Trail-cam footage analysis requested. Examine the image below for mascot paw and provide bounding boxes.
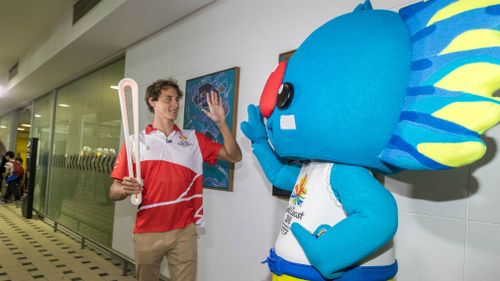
[291,223,345,279]
[240,104,268,143]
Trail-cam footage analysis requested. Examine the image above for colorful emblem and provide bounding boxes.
[177,134,192,147]
[291,175,308,207]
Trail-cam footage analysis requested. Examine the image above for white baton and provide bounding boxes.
[117,78,142,206]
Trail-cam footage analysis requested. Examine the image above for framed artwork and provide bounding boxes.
[374,173,385,185]
[273,50,296,198]
[279,50,296,62]
[183,67,240,191]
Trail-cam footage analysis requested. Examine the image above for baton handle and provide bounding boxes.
[118,78,142,206]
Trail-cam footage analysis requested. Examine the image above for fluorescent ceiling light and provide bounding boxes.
[0,126,6,129]
[110,85,119,90]
[35,114,42,118]
[17,128,25,131]
[58,104,70,107]
[21,124,31,127]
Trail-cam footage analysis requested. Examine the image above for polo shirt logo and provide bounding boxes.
[177,135,192,147]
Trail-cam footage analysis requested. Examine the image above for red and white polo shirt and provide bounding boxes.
[111,124,222,234]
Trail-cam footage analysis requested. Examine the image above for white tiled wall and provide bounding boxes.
[387,123,500,281]
[468,125,500,225]
[386,167,470,219]
[466,222,500,280]
[113,0,500,280]
[394,213,466,281]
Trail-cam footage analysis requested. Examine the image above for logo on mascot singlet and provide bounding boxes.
[280,175,308,235]
[291,175,308,206]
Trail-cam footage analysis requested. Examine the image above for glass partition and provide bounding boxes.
[15,106,32,172]
[47,58,124,246]
[32,92,55,213]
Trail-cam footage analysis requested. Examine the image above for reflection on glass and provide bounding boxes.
[32,93,54,214]
[0,112,14,151]
[47,58,124,247]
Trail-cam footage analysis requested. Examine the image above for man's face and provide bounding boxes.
[150,87,180,121]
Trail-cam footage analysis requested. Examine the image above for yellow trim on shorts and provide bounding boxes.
[272,274,394,281]
[272,274,307,281]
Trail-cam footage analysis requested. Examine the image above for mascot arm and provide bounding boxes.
[252,141,300,191]
[241,104,300,191]
[291,163,397,279]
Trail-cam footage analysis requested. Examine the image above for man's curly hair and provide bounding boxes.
[145,78,184,113]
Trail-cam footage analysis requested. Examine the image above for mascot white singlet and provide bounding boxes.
[275,162,346,265]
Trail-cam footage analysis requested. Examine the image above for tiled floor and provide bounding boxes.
[0,203,137,281]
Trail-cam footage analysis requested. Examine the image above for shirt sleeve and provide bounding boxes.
[111,144,129,180]
[195,132,222,165]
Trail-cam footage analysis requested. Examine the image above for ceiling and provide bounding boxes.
[0,0,72,80]
[0,0,214,116]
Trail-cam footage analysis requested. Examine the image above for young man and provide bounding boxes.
[109,79,242,281]
[1,151,21,203]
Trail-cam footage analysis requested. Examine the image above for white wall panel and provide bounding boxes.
[468,125,500,224]
[465,222,500,281]
[386,168,469,219]
[395,214,465,281]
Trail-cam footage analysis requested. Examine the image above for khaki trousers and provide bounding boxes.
[134,223,197,281]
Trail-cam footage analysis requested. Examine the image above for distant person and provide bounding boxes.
[0,154,7,193]
[1,151,23,203]
[15,157,26,196]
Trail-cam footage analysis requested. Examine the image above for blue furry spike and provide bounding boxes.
[354,0,373,11]
[411,8,500,60]
[424,55,500,86]
[406,86,435,96]
[410,25,436,44]
[486,4,500,15]
[411,59,433,71]
[400,0,456,33]
[381,117,487,170]
[384,135,450,170]
[399,0,433,21]
[404,87,497,103]
[409,49,500,88]
[399,111,479,137]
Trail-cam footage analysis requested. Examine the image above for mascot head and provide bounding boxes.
[259,0,500,173]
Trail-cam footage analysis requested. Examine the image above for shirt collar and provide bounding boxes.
[145,124,181,135]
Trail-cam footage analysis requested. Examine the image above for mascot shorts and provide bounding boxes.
[265,248,397,281]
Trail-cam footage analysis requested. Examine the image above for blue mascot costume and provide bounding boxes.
[241,0,500,280]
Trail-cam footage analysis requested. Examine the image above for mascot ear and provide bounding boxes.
[353,0,372,12]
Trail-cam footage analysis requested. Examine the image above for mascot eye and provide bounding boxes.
[260,61,287,118]
[277,82,294,110]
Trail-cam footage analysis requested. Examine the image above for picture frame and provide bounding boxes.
[183,67,240,191]
[273,50,296,198]
[279,50,296,62]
